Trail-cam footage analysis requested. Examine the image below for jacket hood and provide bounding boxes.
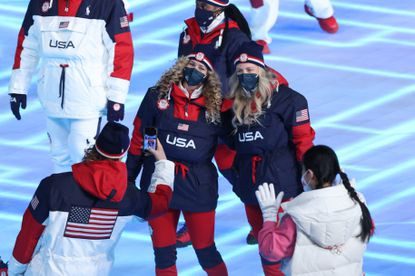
[282,184,362,248]
[72,160,127,203]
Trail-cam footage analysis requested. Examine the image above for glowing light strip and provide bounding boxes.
[270,30,393,48]
[277,11,415,34]
[314,85,415,127]
[0,211,22,222]
[371,237,415,250]
[0,191,31,201]
[316,123,382,135]
[330,1,415,17]
[370,186,415,212]
[0,4,27,13]
[358,159,415,190]
[365,251,415,265]
[266,56,415,80]
[130,2,193,27]
[336,119,415,162]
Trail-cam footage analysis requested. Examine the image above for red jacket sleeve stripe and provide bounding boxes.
[12,209,46,264]
[111,32,134,81]
[292,123,315,161]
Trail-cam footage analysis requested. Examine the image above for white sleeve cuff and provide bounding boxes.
[147,160,175,193]
[8,255,28,276]
[106,77,130,104]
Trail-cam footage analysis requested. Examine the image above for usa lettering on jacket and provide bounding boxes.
[238,131,264,142]
[49,40,75,49]
[166,134,196,149]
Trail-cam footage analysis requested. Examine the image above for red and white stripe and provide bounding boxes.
[187,53,214,71]
[64,208,118,239]
[206,0,229,7]
[234,54,265,68]
[95,144,129,159]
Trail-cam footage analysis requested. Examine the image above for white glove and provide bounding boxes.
[255,183,284,222]
[147,160,175,193]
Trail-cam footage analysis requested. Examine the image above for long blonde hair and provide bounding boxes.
[156,56,223,124]
[228,67,274,127]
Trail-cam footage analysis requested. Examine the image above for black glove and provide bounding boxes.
[107,100,125,122]
[10,93,27,120]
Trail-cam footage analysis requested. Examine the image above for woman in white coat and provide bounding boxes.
[255,145,374,275]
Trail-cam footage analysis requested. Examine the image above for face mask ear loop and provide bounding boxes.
[167,84,172,100]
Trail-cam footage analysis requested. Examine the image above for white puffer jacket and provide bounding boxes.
[281,184,367,276]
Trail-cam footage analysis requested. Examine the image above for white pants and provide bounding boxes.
[46,117,101,173]
[250,0,334,43]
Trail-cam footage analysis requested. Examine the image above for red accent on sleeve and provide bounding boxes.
[221,99,234,112]
[267,67,289,89]
[58,0,82,16]
[111,32,134,81]
[292,123,315,161]
[214,144,237,170]
[12,209,46,264]
[258,215,297,262]
[12,28,25,69]
[129,116,143,155]
[250,0,264,8]
[148,185,173,217]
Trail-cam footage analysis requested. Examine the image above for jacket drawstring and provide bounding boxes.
[251,155,262,184]
[175,162,190,180]
[59,64,69,109]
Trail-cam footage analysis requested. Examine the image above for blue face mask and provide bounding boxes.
[238,73,259,97]
[183,67,206,86]
[195,8,215,28]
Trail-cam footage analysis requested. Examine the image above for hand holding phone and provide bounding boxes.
[147,139,167,161]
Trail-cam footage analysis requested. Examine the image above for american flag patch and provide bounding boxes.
[59,21,69,29]
[296,109,309,123]
[120,16,129,28]
[64,206,118,240]
[30,196,39,210]
[177,123,189,131]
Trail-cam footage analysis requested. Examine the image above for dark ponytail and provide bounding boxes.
[220,4,251,51]
[303,145,374,242]
[339,171,374,242]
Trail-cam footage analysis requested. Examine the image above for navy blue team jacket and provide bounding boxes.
[227,85,316,204]
[178,18,250,95]
[127,84,233,212]
[11,160,172,270]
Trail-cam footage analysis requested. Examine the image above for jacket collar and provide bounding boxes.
[171,82,206,107]
[184,17,239,45]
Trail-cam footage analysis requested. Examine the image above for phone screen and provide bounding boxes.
[143,127,157,151]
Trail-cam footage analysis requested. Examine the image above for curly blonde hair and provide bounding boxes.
[155,56,223,124]
[228,67,275,127]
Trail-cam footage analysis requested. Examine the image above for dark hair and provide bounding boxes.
[82,146,107,162]
[220,4,251,50]
[303,145,374,242]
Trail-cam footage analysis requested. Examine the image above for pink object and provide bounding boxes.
[258,215,297,262]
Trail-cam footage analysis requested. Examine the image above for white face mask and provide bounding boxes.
[301,170,313,192]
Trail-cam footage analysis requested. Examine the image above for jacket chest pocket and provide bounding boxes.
[39,17,88,58]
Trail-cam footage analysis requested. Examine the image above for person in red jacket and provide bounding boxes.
[177,0,253,247]
[7,122,174,276]
[222,41,315,275]
[126,46,232,276]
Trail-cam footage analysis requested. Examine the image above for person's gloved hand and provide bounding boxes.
[10,93,27,120]
[255,183,284,222]
[107,100,124,122]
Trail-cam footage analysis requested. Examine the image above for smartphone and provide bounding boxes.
[143,127,158,151]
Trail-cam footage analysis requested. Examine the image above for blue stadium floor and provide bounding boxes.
[1,0,415,275]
